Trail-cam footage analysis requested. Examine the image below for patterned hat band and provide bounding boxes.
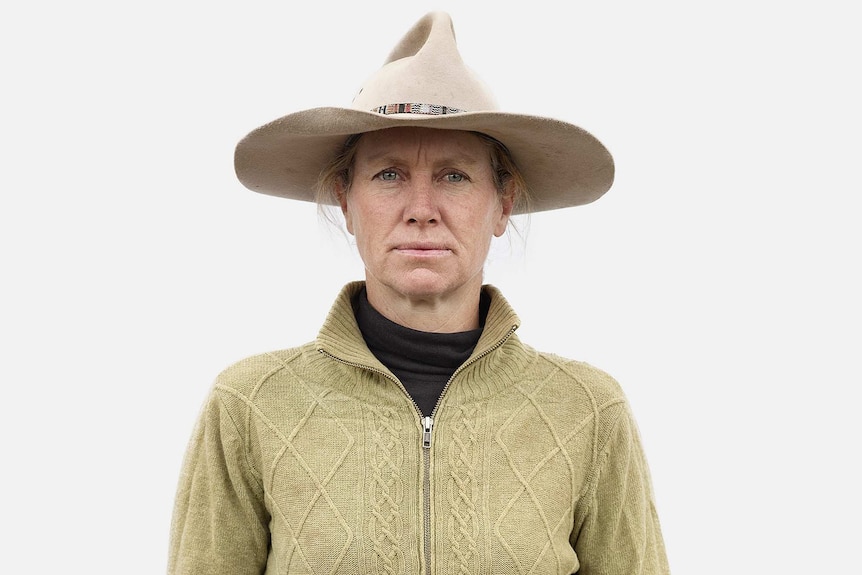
[373,103,465,115]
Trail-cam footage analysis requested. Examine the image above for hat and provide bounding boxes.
[234,11,614,213]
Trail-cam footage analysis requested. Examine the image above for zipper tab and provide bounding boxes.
[422,416,434,449]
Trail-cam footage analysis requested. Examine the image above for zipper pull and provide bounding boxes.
[422,416,434,449]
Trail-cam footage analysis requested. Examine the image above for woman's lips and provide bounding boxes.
[394,243,450,256]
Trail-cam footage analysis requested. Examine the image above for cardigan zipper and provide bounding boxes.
[422,416,434,448]
[320,323,517,575]
[422,416,433,575]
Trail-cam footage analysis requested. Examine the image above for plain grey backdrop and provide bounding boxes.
[2,1,860,572]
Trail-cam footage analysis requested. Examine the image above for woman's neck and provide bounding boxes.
[364,281,482,333]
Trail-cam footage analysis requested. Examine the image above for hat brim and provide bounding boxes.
[234,107,614,214]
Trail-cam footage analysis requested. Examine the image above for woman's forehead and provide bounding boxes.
[355,127,488,166]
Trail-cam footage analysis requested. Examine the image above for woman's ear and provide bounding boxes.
[336,183,354,235]
[494,182,516,237]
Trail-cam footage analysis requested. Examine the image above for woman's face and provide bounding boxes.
[339,127,513,306]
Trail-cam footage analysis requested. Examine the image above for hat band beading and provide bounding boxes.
[373,103,465,115]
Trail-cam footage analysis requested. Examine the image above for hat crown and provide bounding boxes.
[350,12,499,113]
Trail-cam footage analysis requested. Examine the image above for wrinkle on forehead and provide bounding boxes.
[355,127,487,170]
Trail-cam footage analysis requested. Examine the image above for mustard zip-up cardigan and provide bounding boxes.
[169,282,669,574]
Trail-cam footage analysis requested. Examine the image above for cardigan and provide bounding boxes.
[168,282,669,574]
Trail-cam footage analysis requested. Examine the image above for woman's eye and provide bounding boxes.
[445,173,465,183]
[377,170,398,181]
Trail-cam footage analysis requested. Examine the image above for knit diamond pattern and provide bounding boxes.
[241,380,356,573]
[493,382,578,574]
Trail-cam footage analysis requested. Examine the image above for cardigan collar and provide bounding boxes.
[315,281,523,380]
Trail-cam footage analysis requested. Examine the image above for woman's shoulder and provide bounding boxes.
[528,347,628,407]
[211,342,321,396]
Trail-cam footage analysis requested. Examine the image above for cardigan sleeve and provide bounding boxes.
[572,401,670,574]
[168,387,271,575]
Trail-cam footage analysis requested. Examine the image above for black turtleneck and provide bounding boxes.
[353,287,489,416]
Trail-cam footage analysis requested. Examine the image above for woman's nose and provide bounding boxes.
[404,180,440,224]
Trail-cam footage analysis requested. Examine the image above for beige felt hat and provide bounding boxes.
[234,11,614,213]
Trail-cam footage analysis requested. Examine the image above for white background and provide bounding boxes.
[2,1,860,573]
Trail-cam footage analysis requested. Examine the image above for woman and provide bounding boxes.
[169,11,670,575]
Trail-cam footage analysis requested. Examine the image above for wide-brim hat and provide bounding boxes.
[234,11,614,214]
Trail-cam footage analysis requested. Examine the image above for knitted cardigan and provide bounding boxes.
[168,282,669,574]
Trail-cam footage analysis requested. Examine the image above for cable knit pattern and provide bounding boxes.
[445,402,481,575]
[168,282,669,575]
[368,403,406,574]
